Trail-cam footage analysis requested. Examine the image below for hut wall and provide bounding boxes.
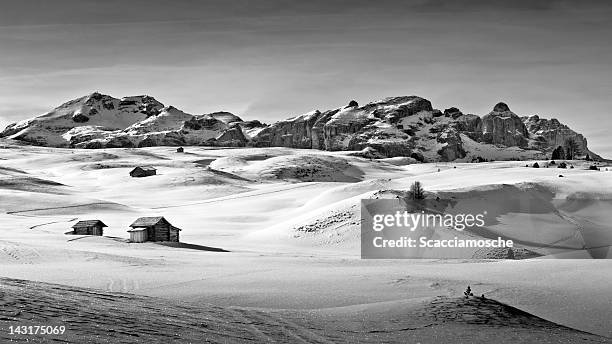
[152,223,171,242]
[91,225,103,236]
[73,226,89,235]
[145,226,154,241]
[169,226,180,242]
[130,230,147,243]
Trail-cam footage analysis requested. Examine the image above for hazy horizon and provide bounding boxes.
[1,0,611,157]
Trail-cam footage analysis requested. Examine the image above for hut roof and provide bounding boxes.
[131,166,156,172]
[72,220,107,228]
[130,216,168,227]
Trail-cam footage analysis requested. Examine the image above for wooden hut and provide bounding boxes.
[176,147,184,153]
[128,216,181,243]
[129,166,156,178]
[70,220,107,236]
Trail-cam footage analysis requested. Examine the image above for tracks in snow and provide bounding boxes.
[150,182,321,209]
[0,240,42,264]
[227,308,335,344]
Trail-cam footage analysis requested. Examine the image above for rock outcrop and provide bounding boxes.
[250,110,322,149]
[436,129,466,161]
[454,114,482,141]
[522,115,595,158]
[481,103,529,147]
[249,98,598,161]
[214,126,247,147]
[251,97,465,161]
[252,96,433,154]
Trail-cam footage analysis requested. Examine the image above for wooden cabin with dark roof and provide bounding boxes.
[127,216,181,243]
[129,166,156,178]
[70,220,107,236]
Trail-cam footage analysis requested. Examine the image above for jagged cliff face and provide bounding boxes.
[481,102,529,148]
[250,96,434,154]
[324,96,433,151]
[250,98,597,161]
[0,93,599,161]
[252,97,474,161]
[251,110,322,149]
[522,115,590,155]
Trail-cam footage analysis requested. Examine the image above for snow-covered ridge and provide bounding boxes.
[0,92,255,149]
[0,93,601,161]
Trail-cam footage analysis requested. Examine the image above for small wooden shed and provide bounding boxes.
[127,227,148,242]
[176,147,184,153]
[128,216,181,242]
[129,166,156,178]
[71,220,107,236]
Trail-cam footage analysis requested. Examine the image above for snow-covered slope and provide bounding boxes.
[208,111,243,124]
[1,144,612,338]
[0,92,252,149]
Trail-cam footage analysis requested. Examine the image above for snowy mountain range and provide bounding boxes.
[0,92,601,162]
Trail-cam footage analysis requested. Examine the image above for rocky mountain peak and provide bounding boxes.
[443,107,463,119]
[493,102,511,112]
[481,102,528,147]
[86,91,106,101]
[208,112,243,124]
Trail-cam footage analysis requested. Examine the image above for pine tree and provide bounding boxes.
[409,181,425,200]
[551,146,565,160]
